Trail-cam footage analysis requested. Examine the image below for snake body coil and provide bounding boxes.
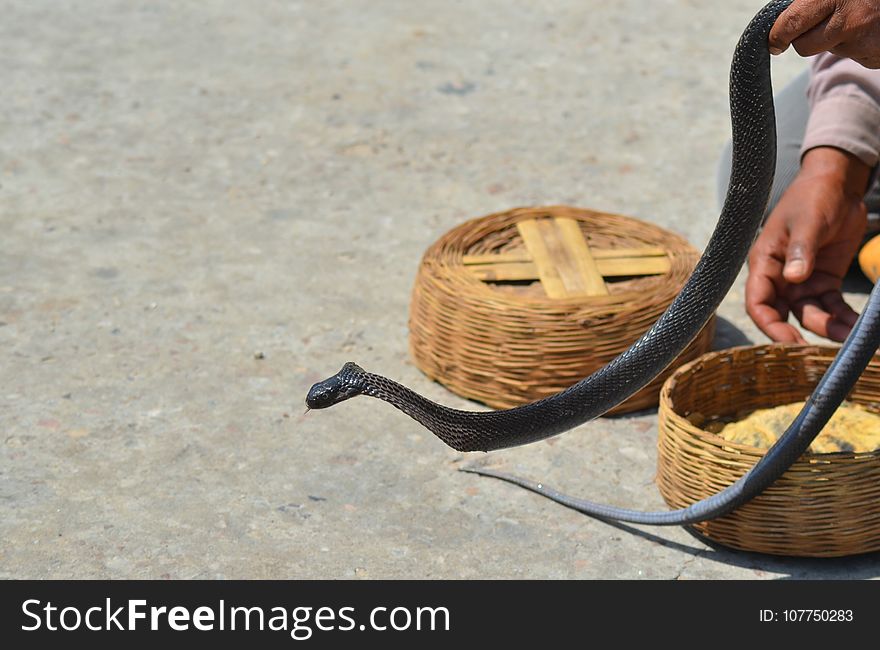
[307,0,880,525]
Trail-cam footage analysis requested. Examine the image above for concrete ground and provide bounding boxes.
[2,0,878,579]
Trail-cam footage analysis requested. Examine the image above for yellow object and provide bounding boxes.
[858,233,880,283]
[715,401,880,453]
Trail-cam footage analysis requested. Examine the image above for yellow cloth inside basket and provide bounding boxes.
[715,401,880,453]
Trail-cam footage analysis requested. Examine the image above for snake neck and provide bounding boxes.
[359,371,493,452]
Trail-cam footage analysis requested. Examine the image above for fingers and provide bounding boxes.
[768,0,880,68]
[750,302,808,343]
[774,272,857,342]
[746,215,804,342]
[746,252,858,343]
[746,262,807,343]
[790,292,857,341]
[790,16,844,57]
[782,222,825,283]
[747,283,857,343]
[782,244,812,282]
[784,270,843,302]
[820,290,859,327]
[768,0,837,55]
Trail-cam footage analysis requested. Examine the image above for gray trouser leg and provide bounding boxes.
[716,68,880,222]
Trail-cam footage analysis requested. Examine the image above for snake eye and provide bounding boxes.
[305,368,363,409]
[305,382,337,409]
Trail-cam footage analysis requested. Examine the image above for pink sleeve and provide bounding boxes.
[801,53,880,166]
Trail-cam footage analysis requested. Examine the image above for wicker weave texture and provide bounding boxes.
[408,206,715,413]
[658,344,880,557]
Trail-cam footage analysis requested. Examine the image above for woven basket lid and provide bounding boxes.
[408,205,715,413]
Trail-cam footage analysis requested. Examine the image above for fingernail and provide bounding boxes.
[784,260,805,277]
[769,46,783,55]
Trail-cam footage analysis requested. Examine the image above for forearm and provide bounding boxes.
[798,146,872,196]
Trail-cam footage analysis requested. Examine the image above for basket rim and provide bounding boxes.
[659,342,880,461]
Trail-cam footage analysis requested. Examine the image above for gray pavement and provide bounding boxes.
[2,0,878,579]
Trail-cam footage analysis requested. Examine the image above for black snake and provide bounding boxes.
[306,0,880,525]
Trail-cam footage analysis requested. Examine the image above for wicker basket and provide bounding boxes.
[409,205,715,413]
[658,344,880,557]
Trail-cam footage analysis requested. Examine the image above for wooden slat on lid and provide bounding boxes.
[516,219,567,298]
[472,217,669,297]
[467,258,671,281]
[463,246,669,264]
[556,216,608,296]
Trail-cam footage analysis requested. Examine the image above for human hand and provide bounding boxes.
[769,0,880,68]
[745,147,870,342]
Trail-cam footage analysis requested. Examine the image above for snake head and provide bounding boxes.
[305,362,366,409]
